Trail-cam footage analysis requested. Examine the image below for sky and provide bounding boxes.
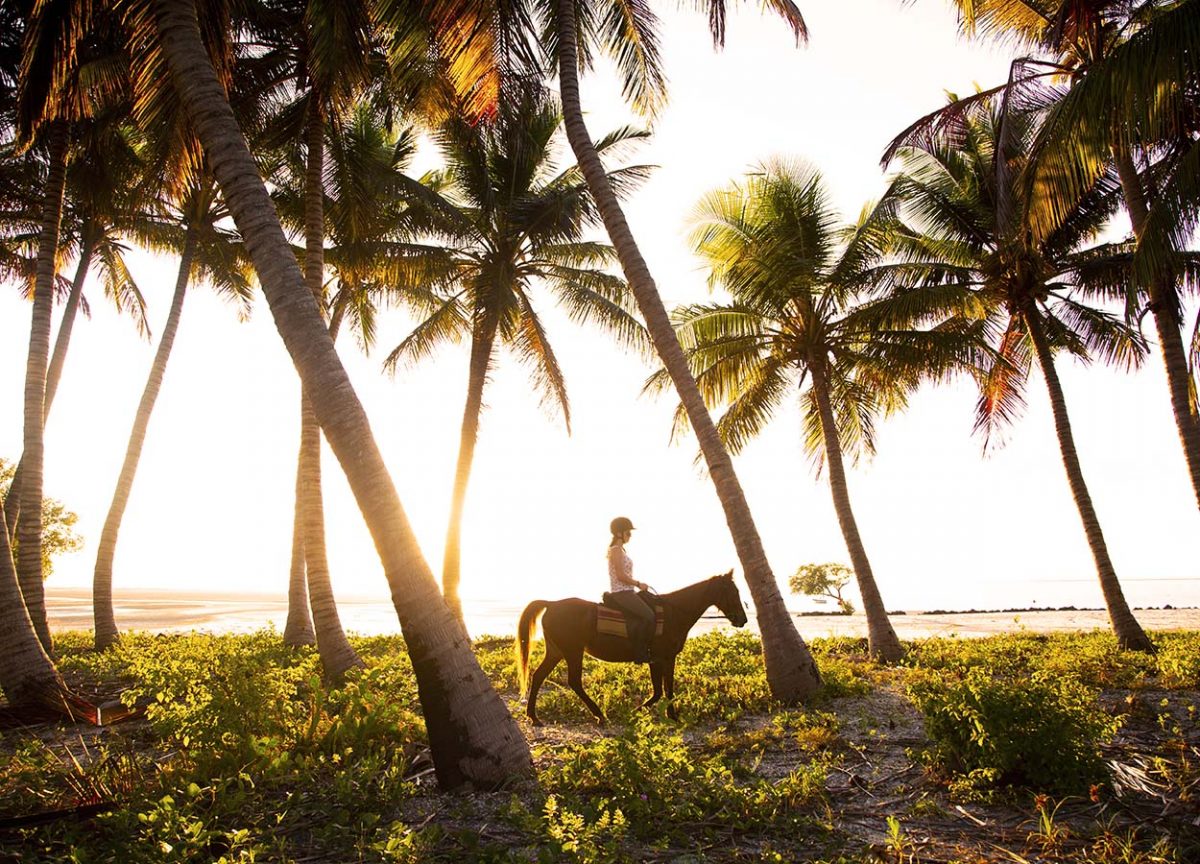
[2,0,1198,624]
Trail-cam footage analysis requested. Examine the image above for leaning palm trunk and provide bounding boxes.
[4,238,95,541]
[297,105,360,679]
[1111,146,1200,511]
[810,361,903,662]
[151,0,531,789]
[1025,310,1153,651]
[0,505,67,706]
[93,222,197,650]
[553,0,819,700]
[16,119,70,653]
[441,318,497,627]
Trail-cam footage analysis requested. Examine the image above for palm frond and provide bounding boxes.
[381,294,470,374]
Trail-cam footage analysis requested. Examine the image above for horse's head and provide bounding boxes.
[711,570,748,627]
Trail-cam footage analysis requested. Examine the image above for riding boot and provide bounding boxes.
[637,623,653,663]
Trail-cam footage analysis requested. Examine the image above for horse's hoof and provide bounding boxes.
[527,714,542,727]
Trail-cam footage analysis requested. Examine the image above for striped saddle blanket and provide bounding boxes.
[596,602,665,639]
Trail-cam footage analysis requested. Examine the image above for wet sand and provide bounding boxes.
[45,587,1199,640]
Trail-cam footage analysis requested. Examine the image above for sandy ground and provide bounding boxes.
[44,586,1200,639]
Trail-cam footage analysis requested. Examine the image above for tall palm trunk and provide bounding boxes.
[282,450,315,646]
[150,0,531,789]
[1112,145,1200,511]
[553,0,820,700]
[4,236,95,541]
[442,316,497,626]
[93,220,197,650]
[299,102,361,680]
[16,119,70,653]
[298,390,362,681]
[0,505,65,706]
[1025,308,1153,651]
[809,358,903,661]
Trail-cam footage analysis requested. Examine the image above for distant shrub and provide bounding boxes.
[910,669,1118,795]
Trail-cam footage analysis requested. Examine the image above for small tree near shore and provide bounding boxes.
[790,563,855,614]
[2,458,82,579]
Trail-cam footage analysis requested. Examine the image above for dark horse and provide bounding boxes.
[515,571,748,725]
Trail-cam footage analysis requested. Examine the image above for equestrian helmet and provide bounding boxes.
[610,516,635,535]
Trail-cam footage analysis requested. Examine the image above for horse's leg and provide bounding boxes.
[640,662,663,711]
[565,651,606,725]
[526,645,563,727]
[663,655,679,721]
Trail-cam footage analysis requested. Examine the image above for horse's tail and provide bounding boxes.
[515,600,550,697]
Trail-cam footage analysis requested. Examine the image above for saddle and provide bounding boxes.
[597,594,665,639]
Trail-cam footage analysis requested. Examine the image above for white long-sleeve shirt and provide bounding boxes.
[607,544,635,593]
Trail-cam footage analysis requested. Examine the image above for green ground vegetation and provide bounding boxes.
[1,629,1197,863]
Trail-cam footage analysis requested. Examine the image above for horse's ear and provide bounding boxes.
[721,569,734,581]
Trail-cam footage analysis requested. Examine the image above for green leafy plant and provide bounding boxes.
[910,668,1118,794]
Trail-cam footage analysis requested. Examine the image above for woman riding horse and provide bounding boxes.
[515,571,748,725]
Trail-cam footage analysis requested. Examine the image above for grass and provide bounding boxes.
[0,628,1197,862]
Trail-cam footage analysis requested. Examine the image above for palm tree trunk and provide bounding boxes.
[442,316,497,627]
[552,0,819,700]
[809,359,902,662]
[0,504,66,707]
[299,390,362,681]
[4,237,94,542]
[282,449,315,647]
[298,103,361,681]
[1112,145,1200,511]
[16,119,70,654]
[1025,309,1153,651]
[93,221,197,650]
[151,0,531,789]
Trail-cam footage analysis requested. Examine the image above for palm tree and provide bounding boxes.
[878,101,1156,651]
[4,124,151,545]
[244,0,378,676]
[139,0,532,788]
[918,0,1200,509]
[384,87,648,623]
[92,175,254,650]
[537,0,823,702]
[661,159,987,661]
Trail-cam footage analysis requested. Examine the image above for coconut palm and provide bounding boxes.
[135,0,531,787]
[268,102,427,673]
[13,0,133,651]
[382,86,647,623]
[878,100,1156,650]
[907,0,1200,509]
[533,0,823,702]
[92,175,254,650]
[3,125,151,545]
[242,0,379,675]
[658,159,987,661]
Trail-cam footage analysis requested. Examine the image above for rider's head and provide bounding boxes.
[609,516,634,543]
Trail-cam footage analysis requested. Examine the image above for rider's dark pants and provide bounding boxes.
[604,590,655,661]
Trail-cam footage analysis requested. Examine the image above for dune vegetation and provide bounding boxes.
[1,628,1198,862]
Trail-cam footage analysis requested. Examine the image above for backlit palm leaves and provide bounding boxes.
[662,159,985,661]
[877,101,1156,650]
[384,87,647,621]
[926,0,1200,510]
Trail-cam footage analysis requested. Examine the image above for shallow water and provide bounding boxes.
[45,588,1199,640]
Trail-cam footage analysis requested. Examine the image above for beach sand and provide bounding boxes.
[44,587,1200,640]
